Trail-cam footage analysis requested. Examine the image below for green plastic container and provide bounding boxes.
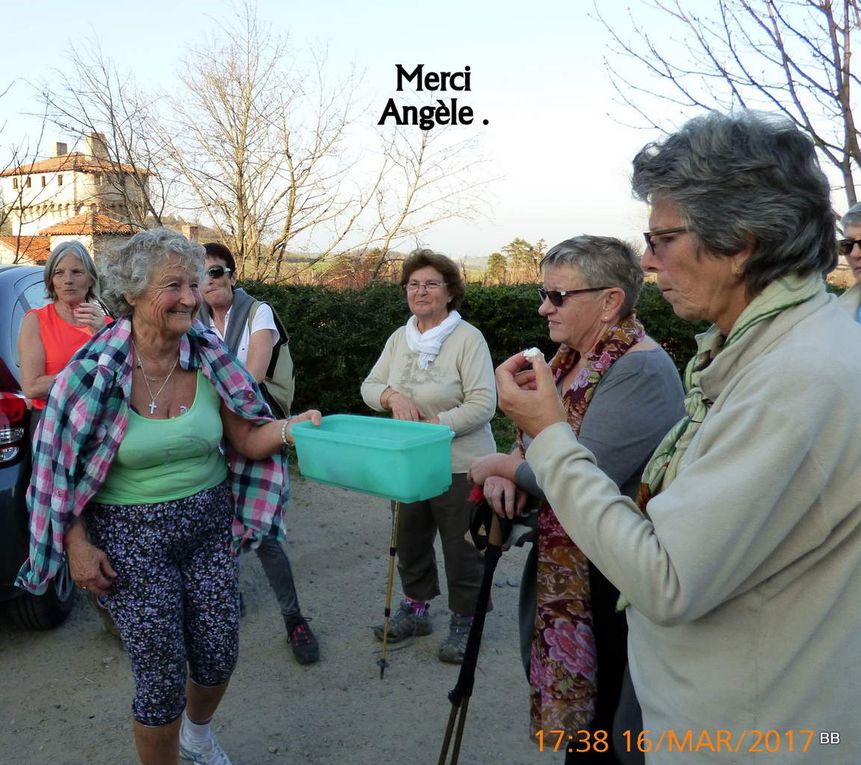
[291,415,454,502]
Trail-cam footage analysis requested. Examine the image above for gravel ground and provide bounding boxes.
[0,475,547,765]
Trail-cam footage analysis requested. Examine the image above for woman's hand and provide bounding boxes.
[468,453,524,485]
[281,409,323,445]
[482,476,528,519]
[73,301,106,332]
[389,392,425,422]
[497,353,566,438]
[65,522,117,597]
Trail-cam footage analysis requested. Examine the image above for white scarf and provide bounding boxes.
[405,310,462,369]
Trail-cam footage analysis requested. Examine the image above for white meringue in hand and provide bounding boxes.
[521,347,543,361]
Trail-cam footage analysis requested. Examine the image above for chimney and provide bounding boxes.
[55,142,68,156]
[85,132,109,159]
[182,224,200,242]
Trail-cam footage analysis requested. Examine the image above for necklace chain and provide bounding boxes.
[134,344,179,415]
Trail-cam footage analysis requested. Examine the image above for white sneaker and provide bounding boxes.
[179,726,233,765]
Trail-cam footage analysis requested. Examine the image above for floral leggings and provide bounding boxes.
[86,481,239,726]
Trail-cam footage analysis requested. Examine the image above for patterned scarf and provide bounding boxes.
[521,315,645,738]
[404,310,462,369]
[608,274,822,612]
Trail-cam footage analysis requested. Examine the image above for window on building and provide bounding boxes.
[41,176,47,188]
[57,174,63,186]
[25,177,31,188]
[93,173,102,187]
[12,178,17,190]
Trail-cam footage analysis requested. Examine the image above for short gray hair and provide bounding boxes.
[540,235,644,318]
[101,228,205,317]
[632,111,836,294]
[841,202,861,232]
[44,241,99,301]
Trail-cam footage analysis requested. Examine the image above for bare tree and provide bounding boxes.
[155,2,368,280]
[34,2,491,279]
[596,0,861,205]
[156,1,491,281]
[0,84,58,258]
[365,127,490,281]
[39,44,168,226]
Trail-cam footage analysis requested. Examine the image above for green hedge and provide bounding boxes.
[241,280,709,415]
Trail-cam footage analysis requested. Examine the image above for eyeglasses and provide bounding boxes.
[643,227,691,253]
[838,238,861,256]
[206,266,232,279]
[537,286,610,307]
[405,280,445,292]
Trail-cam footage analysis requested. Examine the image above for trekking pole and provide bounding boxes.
[378,500,401,679]
[438,508,510,764]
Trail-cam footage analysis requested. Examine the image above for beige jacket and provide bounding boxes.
[528,289,861,764]
[361,320,496,472]
[838,282,861,318]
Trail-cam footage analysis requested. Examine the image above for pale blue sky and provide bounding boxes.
[2,0,673,258]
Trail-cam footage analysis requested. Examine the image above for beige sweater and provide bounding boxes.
[528,290,861,764]
[361,320,496,473]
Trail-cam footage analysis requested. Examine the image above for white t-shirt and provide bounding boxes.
[209,302,279,364]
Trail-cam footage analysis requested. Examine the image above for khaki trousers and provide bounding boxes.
[394,473,488,616]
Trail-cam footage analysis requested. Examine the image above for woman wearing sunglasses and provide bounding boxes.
[198,242,319,666]
[838,202,861,322]
[468,236,683,763]
[361,248,497,664]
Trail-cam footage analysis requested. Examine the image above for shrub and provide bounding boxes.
[240,280,706,414]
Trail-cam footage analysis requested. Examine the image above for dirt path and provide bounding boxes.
[0,477,545,765]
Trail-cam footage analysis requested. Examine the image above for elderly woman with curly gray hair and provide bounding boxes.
[497,112,861,765]
[17,228,320,765]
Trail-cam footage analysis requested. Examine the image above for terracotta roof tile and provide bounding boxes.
[0,235,52,263]
[37,211,138,236]
[0,153,152,177]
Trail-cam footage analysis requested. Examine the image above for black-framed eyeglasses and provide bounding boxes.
[537,286,610,307]
[206,266,232,279]
[838,238,861,256]
[643,226,690,252]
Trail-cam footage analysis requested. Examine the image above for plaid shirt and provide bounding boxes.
[16,317,288,595]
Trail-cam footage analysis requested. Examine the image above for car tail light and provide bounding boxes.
[0,392,27,463]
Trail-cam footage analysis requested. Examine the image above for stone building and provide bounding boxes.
[0,133,146,263]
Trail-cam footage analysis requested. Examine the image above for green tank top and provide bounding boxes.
[92,371,229,505]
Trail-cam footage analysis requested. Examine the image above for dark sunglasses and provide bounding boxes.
[206,266,232,279]
[838,238,861,256]
[537,286,610,307]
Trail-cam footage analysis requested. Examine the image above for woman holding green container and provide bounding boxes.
[361,248,497,664]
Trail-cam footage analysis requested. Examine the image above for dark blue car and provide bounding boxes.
[0,264,75,628]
